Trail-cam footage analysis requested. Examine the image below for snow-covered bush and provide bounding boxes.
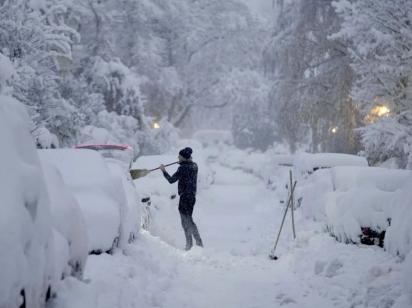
[0,53,15,93]
[79,111,179,157]
[0,0,82,146]
[193,130,233,148]
[90,58,144,118]
[358,111,412,169]
[0,95,54,308]
[333,0,412,167]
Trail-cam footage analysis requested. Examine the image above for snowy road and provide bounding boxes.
[52,164,410,308]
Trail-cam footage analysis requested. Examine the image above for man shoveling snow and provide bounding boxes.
[160,147,204,251]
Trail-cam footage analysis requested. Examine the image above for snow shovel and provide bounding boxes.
[269,180,297,260]
[130,161,179,180]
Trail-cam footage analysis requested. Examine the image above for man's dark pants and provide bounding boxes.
[179,193,203,250]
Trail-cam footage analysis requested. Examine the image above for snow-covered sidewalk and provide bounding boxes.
[51,164,410,308]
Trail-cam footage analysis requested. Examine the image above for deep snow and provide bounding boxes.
[50,160,411,308]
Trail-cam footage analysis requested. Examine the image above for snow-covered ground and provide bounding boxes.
[50,150,411,308]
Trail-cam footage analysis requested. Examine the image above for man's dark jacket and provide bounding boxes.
[162,161,198,195]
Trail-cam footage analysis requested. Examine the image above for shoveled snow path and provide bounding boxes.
[51,164,410,308]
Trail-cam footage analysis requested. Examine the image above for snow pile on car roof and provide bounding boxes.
[332,166,411,192]
[294,152,368,174]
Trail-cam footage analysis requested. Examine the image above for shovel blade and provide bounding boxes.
[130,169,150,180]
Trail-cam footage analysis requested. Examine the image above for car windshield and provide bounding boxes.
[78,146,133,166]
[98,149,132,164]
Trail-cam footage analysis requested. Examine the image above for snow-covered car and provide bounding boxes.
[105,160,141,244]
[297,163,412,248]
[324,166,412,247]
[38,160,88,278]
[39,149,129,254]
[0,97,56,308]
[293,152,368,176]
[74,144,134,169]
[74,144,141,243]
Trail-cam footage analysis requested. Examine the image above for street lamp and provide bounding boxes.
[365,104,391,123]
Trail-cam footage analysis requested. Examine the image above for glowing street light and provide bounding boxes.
[152,121,160,129]
[373,105,390,117]
[331,126,338,134]
[364,104,391,123]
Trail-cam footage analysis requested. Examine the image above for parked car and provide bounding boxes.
[74,144,141,243]
[297,162,412,248]
[0,97,56,308]
[104,160,141,244]
[293,152,368,176]
[325,166,412,247]
[39,149,128,254]
[292,152,369,214]
[38,160,88,278]
[74,144,134,169]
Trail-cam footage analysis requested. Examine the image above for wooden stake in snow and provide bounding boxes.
[269,170,297,260]
[290,170,296,240]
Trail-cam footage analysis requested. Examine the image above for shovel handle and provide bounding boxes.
[149,161,179,172]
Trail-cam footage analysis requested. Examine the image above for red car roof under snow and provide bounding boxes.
[75,144,133,151]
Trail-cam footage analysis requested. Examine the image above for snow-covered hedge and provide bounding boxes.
[359,111,412,169]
